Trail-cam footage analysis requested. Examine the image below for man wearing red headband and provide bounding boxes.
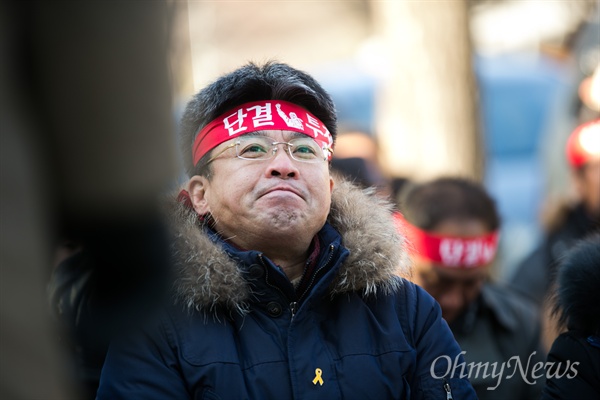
[397,177,543,399]
[510,118,600,347]
[96,62,476,399]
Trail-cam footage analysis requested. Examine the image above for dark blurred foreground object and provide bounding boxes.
[542,233,600,400]
[1,1,178,399]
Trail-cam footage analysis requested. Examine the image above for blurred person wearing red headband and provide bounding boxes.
[510,119,600,349]
[96,61,477,399]
[396,177,543,400]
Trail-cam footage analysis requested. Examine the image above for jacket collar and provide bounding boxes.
[453,284,529,334]
[165,179,410,313]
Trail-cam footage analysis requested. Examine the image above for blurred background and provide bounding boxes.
[173,0,599,280]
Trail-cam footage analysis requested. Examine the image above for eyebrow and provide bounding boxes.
[245,131,267,137]
[284,131,306,141]
[245,131,306,140]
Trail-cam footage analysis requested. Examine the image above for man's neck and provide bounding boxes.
[255,236,312,280]
[225,234,313,281]
[268,255,308,282]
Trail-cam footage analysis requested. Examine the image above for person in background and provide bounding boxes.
[396,177,543,400]
[331,156,378,191]
[542,233,600,399]
[330,129,391,197]
[96,61,477,399]
[510,118,599,349]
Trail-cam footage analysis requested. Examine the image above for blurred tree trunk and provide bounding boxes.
[371,0,484,182]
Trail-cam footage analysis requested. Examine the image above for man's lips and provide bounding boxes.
[260,185,304,200]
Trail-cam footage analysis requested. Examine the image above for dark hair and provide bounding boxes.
[398,177,500,231]
[179,61,338,178]
[552,232,600,335]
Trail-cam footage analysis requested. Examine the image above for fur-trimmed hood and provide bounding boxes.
[164,179,410,313]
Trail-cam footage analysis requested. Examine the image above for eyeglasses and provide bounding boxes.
[202,135,331,167]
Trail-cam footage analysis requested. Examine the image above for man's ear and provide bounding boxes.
[188,175,210,215]
[329,176,335,194]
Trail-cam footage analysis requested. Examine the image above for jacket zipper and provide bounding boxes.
[443,378,453,400]
[297,244,336,302]
[290,301,298,318]
[290,245,333,324]
[289,244,335,324]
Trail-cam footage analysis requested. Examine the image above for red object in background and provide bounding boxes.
[566,119,600,168]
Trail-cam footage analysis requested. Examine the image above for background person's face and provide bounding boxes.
[574,159,600,218]
[410,218,490,324]
[413,262,487,324]
[191,130,334,249]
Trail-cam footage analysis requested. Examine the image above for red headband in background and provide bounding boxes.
[393,212,499,269]
[566,119,600,168]
[192,100,334,166]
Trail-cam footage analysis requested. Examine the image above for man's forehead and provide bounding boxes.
[416,258,486,276]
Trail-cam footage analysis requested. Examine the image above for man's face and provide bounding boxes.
[188,130,334,250]
[410,219,490,324]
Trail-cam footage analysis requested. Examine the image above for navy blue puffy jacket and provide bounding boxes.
[98,181,477,399]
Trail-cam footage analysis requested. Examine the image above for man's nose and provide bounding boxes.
[266,145,299,178]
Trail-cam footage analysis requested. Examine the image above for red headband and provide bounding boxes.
[192,100,334,166]
[393,212,499,269]
[566,119,600,168]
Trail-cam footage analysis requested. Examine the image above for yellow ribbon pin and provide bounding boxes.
[312,368,324,386]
